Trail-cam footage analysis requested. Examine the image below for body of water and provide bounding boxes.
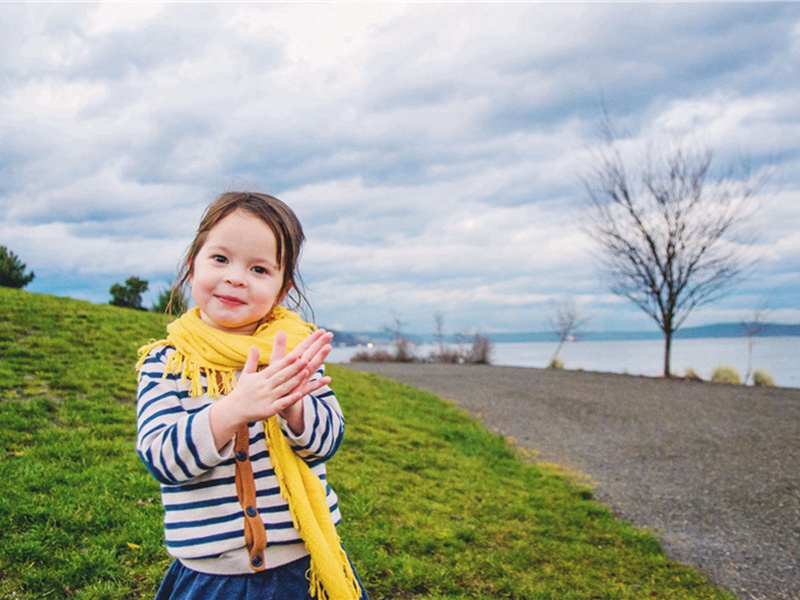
[328,336,800,389]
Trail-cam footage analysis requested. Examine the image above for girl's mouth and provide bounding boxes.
[216,295,245,306]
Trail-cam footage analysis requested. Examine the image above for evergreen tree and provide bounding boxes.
[0,246,35,288]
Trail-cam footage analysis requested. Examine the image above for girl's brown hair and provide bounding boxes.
[170,192,310,317]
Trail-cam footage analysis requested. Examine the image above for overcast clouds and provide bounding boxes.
[1,2,798,334]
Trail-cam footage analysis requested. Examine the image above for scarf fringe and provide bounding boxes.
[136,339,239,398]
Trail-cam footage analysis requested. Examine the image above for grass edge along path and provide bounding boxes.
[0,288,735,599]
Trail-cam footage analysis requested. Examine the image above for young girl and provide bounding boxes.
[136,192,367,599]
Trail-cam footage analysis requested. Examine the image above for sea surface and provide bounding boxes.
[328,336,800,389]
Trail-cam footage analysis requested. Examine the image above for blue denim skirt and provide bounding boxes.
[155,554,369,600]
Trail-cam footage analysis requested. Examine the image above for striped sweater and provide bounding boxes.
[136,345,344,575]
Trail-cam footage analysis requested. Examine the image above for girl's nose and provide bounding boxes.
[224,267,246,286]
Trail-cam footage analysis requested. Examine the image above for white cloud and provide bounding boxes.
[83,3,164,36]
[1,2,798,335]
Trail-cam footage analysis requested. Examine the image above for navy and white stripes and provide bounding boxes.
[136,346,344,574]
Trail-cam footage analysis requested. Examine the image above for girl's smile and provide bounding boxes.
[215,294,246,306]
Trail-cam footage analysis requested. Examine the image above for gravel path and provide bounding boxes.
[346,363,800,600]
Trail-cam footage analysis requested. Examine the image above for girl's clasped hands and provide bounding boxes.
[210,328,334,449]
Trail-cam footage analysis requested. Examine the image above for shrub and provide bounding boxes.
[429,348,464,364]
[752,369,776,387]
[548,357,564,370]
[393,336,416,362]
[467,334,493,364]
[684,367,703,381]
[350,348,395,363]
[349,329,419,363]
[152,286,189,316]
[710,365,741,385]
[109,276,149,310]
[0,245,35,288]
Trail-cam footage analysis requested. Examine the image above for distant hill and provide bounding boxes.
[326,322,800,346]
[671,322,800,339]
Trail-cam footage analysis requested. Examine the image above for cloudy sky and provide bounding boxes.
[2,2,798,335]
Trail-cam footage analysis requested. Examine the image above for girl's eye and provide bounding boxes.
[252,266,269,275]
[212,255,227,264]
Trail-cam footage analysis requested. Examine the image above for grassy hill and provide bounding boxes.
[0,287,735,599]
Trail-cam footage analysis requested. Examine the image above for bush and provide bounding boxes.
[752,369,776,387]
[349,342,417,363]
[152,287,189,316]
[467,334,493,364]
[429,348,464,364]
[352,334,493,366]
[109,276,149,310]
[548,357,564,370]
[0,245,35,288]
[350,348,396,363]
[427,335,494,365]
[710,365,741,385]
[393,337,416,362]
[684,367,703,381]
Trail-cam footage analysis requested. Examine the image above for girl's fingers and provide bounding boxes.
[270,331,288,365]
[297,376,331,398]
[242,346,260,375]
[262,349,301,378]
[299,333,333,374]
[302,332,333,362]
[268,368,311,400]
[288,328,329,360]
[305,343,332,372]
[262,329,321,373]
[265,358,308,390]
[283,330,317,358]
[271,392,304,416]
[263,329,330,378]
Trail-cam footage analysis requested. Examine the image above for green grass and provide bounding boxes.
[0,287,735,599]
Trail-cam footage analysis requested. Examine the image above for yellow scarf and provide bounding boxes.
[137,306,361,600]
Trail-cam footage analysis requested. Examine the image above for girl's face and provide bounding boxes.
[190,209,286,335]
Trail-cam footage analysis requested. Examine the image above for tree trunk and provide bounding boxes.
[663,329,673,378]
[551,339,565,364]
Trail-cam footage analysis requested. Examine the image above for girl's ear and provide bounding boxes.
[277,282,294,305]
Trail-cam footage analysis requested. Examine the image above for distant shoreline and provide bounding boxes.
[329,322,800,346]
[330,336,800,389]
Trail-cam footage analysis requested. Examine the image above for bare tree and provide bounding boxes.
[549,299,589,367]
[434,311,446,356]
[583,117,763,377]
[741,306,770,385]
[383,312,414,362]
